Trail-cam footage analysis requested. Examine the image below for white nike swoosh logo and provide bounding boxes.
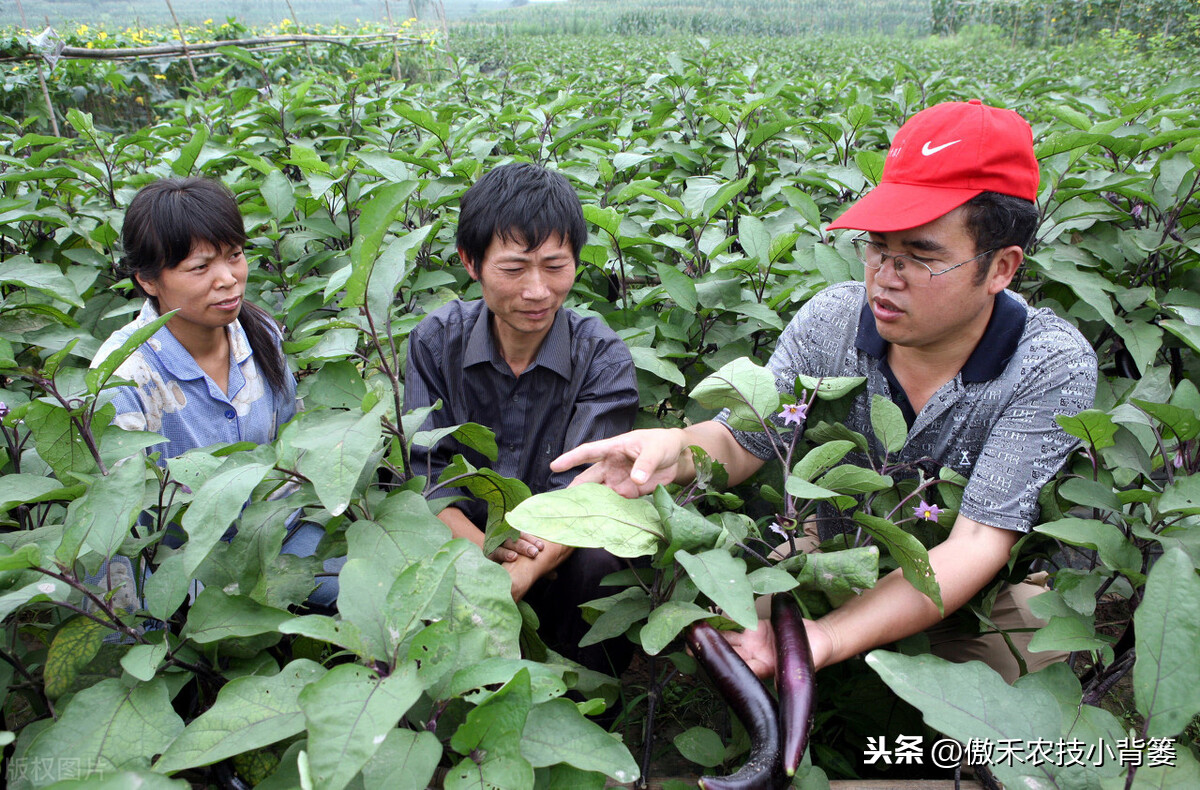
[922,140,962,156]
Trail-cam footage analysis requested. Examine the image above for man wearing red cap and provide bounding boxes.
[553,100,1097,682]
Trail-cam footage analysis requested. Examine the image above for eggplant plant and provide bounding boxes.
[0,18,1197,788]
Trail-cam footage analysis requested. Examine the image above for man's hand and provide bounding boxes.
[722,616,834,680]
[551,428,690,498]
[488,532,545,564]
[505,558,542,602]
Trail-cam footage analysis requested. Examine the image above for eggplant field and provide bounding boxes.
[0,4,1199,788]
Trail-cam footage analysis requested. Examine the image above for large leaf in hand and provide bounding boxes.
[299,663,422,790]
[507,484,663,558]
[446,669,534,790]
[144,462,271,620]
[521,698,639,783]
[292,405,384,516]
[675,549,756,630]
[867,652,1062,789]
[690,357,780,431]
[23,678,184,776]
[1133,547,1200,738]
[156,659,325,773]
[853,513,942,614]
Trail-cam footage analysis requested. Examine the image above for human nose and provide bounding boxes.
[871,252,907,287]
[522,270,550,301]
[213,260,239,288]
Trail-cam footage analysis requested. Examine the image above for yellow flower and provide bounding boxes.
[204,18,213,25]
[97,31,108,41]
[135,96,144,105]
[154,74,166,80]
[85,42,94,49]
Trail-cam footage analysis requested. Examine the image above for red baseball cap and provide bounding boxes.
[826,99,1039,233]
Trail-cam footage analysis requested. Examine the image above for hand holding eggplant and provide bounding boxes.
[684,621,786,789]
[771,595,816,777]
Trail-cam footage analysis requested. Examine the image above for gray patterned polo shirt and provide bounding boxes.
[716,281,1098,533]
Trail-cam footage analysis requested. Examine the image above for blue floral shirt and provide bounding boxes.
[90,300,298,461]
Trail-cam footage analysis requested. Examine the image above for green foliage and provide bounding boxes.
[0,18,1196,788]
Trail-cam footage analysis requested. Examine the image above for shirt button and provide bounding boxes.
[224,409,236,419]
[508,443,516,451]
[512,394,520,402]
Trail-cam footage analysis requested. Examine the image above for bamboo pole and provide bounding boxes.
[14,0,59,136]
[284,0,316,68]
[383,0,403,81]
[0,34,428,63]
[163,0,200,82]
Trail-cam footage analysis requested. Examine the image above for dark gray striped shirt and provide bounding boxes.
[404,299,638,528]
[717,281,1097,533]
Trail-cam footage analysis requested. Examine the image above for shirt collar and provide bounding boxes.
[462,302,573,380]
[136,300,254,381]
[854,291,1027,383]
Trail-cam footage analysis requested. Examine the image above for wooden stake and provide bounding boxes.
[383,0,403,81]
[285,0,316,67]
[14,0,59,136]
[164,0,200,83]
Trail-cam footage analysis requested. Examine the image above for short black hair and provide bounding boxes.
[960,191,1040,284]
[455,163,586,272]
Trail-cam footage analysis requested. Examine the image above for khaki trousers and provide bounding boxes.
[783,521,1064,683]
[925,576,1064,684]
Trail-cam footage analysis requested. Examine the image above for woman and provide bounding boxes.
[97,177,296,456]
[92,177,339,608]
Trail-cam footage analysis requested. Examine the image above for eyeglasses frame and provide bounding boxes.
[851,234,998,284]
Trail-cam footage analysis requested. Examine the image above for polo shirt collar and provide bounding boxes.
[463,302,573,380]
[854,291,1027,383]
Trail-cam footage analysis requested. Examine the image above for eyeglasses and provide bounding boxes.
[851,235,996,286]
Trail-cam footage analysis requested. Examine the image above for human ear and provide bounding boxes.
[987,246,1023,294]
[135,271,159,297]
[459,247,480,282]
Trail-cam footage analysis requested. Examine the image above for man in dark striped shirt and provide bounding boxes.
[404,162,639,672]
